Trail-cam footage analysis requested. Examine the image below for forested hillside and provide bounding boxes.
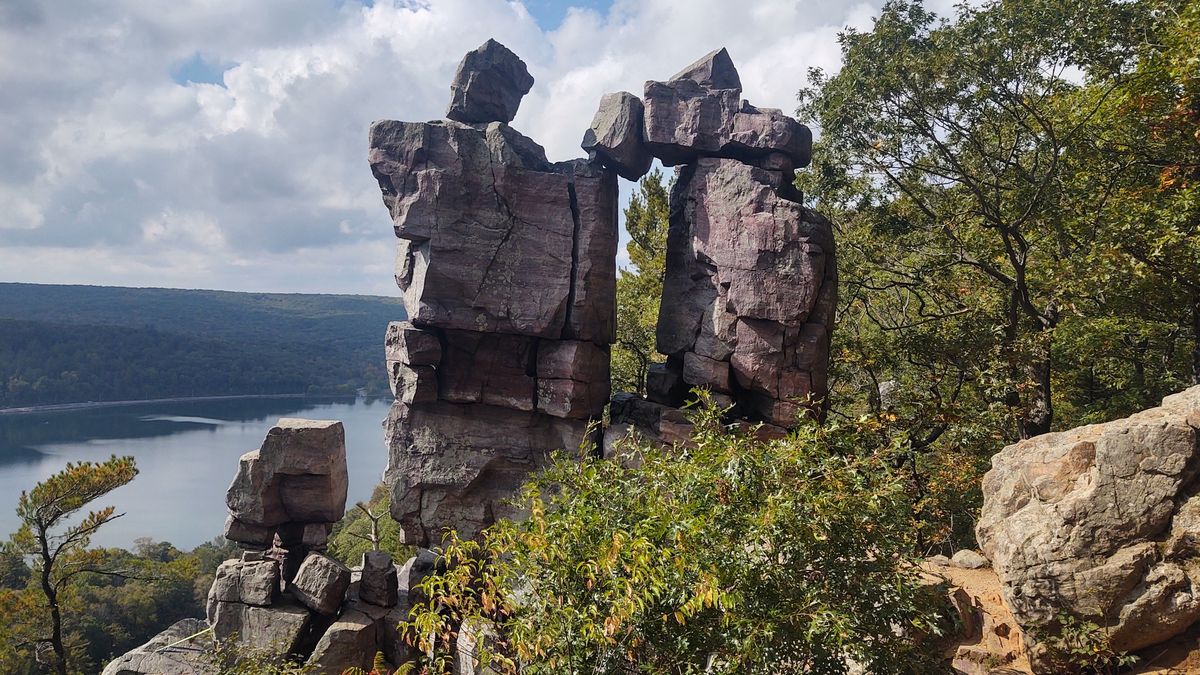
[0,283,405,408]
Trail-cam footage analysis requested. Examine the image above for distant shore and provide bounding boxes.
[0,393,324,416]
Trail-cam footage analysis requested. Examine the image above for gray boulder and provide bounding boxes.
[209,597,313,653]
[670,47,742,90]
[305,607,377,674]
[100,618,214,675]
[224,419,348,542]
[949,549,989,570]
[290,552,352,616]
[206,558,279,620]
[581,91,652,180]
[977,385,1200,665]
[446,39,534,124]
[359,550,399,607]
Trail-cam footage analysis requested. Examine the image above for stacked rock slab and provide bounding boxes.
[370,39,616,547]
[585,48,835,439]
[977,385,1200,672]
[222,418,347,580]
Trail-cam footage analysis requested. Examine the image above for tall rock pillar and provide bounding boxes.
[369,40,617,546]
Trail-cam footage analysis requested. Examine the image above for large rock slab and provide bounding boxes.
[100,618,215,675]
[206,559,280,619]
[384,400,589,546]
[641,50,811,168]
[581,91,652,180]
[224,419,348,534]
[370,119,576,339]
[359,550,399,608]
[553,159,619,345]
[446,39,534,124]
[655,158,835,425]
[305,606,377,674]
[977,386,1200,665]
[209,597,313,653]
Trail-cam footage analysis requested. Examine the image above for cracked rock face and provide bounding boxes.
[370,39,614,547]
[656,158,835,426]
[977,386,1200,667]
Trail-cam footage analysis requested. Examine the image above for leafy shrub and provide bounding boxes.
[400,399,946,674]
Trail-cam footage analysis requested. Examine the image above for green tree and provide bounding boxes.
[400,400,943,673]
[612,170,670,395]
[799,0,1140,440]
[5,455,138,674]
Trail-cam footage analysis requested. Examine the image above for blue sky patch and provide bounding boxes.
[523,0,613,31]
[170,52,235,87]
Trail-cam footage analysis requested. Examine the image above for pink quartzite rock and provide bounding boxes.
[582,91,653,181]
[655,158,835,425]
[641,49,811,168]
[446,39,534,124]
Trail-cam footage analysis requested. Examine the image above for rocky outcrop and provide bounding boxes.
[589,48,833,444]
[371,40,615,547]
[100,618,214,675]
[222,418,347,570]
[977,385,1200,670]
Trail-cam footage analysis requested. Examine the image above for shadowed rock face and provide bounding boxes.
[446,38,534,124]
[370,39,614,547]
[977,386,1200,669]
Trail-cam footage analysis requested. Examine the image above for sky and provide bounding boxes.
[0,0,954,296]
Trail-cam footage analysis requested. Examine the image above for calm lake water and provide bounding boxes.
[0,396,393,550]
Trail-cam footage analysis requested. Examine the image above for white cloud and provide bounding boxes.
[0,0,893,294]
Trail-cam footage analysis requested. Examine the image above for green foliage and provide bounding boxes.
[612,170,670,395]
[0,283,406,408]
[329,483,412,566]
[3,455,139,673]
[796,0,1199,555]
[400,399,945,674]
[1027,611,1137,674]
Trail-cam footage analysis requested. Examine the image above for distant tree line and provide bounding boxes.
[0,319,388,408]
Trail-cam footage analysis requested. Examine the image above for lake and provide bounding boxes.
[0,396,394,550]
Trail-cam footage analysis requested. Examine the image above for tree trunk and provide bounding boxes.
[38,533,67,675]
[1018,330,1054,439]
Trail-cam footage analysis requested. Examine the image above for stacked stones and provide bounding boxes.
[369,39,616,547]
[222,418,348,580]
[586,48,836,439]
[105,419,435,674]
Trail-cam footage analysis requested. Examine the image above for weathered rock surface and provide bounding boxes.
[582,91,652,180]
[224,419,348,547]
[446,38,534,124]
[360,550,399,607]
[977,385,1200,666]
[656,158,835,425]
[641,52,811,168]
[290,552,352,616]
[100,618,214,675]
[209,597,314,652]
[372,40,617,548]
[306,606,377,674]
[670,47,742,90]
[206,558,279,616]
[385,400,589,546]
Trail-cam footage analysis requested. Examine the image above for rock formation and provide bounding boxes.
[977,385,1200,670]
[587,48,834,443]
[370,40,616,547]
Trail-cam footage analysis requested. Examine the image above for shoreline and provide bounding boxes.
[0,392,352,416]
